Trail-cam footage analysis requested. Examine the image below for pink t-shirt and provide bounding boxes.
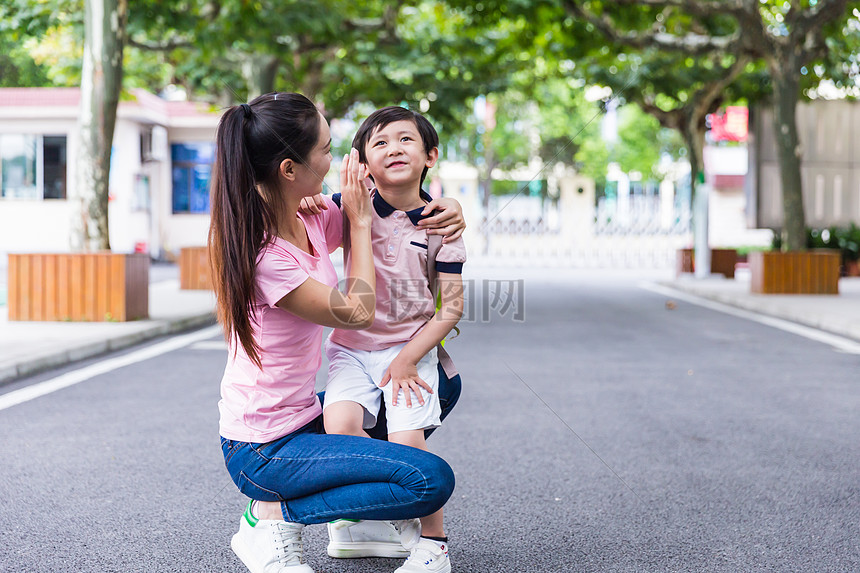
[218,195,343,443]
[330,190,466,351]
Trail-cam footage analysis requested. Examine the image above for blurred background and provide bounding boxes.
[1,0,859,274]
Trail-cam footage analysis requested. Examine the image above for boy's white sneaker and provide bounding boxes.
[326,518,420,558]
[231,501,314,573]
[393,538,451,573]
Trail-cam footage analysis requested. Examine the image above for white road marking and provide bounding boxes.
[641,282,860,355]
[189,340,228,351]
[0,325,223,412]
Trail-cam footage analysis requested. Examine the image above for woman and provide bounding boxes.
[209,92,460,573]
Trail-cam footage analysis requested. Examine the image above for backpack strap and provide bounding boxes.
[426,233,444,300]
[425,231,459,378]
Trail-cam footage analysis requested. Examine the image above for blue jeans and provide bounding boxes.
[221,418,454,524]
[220,364,461,525]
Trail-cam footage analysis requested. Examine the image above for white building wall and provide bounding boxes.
[0,94,222,261]
[108,118,151,253]
[161,126,218,258]
[0,116,78,255]
[704,145,773,248]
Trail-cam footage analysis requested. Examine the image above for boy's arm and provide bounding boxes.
[298,193,345,251]
[302,194,465,242]
[418,198,466,243]
[299,193,334,215]
[380,272,465,407]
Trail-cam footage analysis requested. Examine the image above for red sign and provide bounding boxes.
[707,106,748,142]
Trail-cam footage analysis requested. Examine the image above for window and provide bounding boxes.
[132,173,150,212]
[43,136,67,199]
[0,134,67,200]
[172,142,215,214]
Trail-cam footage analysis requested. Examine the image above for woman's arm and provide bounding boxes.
[277,149,376,330]
[301,194,466,242]
[379,272,465,406]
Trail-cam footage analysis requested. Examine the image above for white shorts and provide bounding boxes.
[323,337,442,434]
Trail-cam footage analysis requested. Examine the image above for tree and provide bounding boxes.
[6,0,515,249]
[563,0,860,250]
[5,0,132,250]
[613,104,674,180]
[0,34,52,87]
[75,0,127,250]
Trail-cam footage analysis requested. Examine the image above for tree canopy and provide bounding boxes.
[4,0,860,250]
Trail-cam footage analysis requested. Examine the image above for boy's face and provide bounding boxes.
[363,119,437,191]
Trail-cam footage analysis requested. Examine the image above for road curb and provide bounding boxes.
[0,312,217,387]
[660,281,860,343]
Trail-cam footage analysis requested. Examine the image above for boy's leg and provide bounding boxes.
[322,338,382,436]
[388,429,445,538]
[368,359,456,441]
[323,401,369,437]
[377,345,442,442]
[387,426,450,573]
[323,344,449,561]
[321,340,415,559]
[379,348,451,571]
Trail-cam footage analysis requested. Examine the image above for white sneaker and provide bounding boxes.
[327,519,420,558]
[231,501,314,573]
[393,538,451,573]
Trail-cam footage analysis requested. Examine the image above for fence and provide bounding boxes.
[474,194,692,268]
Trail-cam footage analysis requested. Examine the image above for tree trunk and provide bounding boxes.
[244,55,280,100]
[682,121,705,205]
[683,119,709,276]
[770,63,806,251]
[76,0,127,251]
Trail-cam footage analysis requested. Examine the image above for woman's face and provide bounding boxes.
[295,112,333,195]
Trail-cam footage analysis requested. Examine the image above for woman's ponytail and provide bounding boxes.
[208,93,320,368]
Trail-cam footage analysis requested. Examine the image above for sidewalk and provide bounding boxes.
[0,267,217,384]
[2,263,860,386]
[661,269,860,342]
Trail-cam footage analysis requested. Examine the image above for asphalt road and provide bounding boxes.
[1,268,858,573]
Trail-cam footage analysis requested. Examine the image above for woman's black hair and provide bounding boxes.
[208,92,321,368]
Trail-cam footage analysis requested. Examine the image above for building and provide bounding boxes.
[0,87,222,260]
[747,100,860,230]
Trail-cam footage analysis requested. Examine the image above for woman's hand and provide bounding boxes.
[299,194,328,215]
[380,356,433,408]
[339,148,372,228]
[418,197,466,243]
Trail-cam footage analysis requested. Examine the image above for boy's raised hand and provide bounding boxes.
[299,194,328,215]
[418,197,466,242]
[339,148,372,227]
[380,356,433,408]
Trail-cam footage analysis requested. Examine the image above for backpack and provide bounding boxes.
[426,233,459,378]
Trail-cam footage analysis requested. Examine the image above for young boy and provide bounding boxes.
[323,106,465,573]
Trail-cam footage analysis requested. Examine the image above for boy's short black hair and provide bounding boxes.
[352,106,439,186]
